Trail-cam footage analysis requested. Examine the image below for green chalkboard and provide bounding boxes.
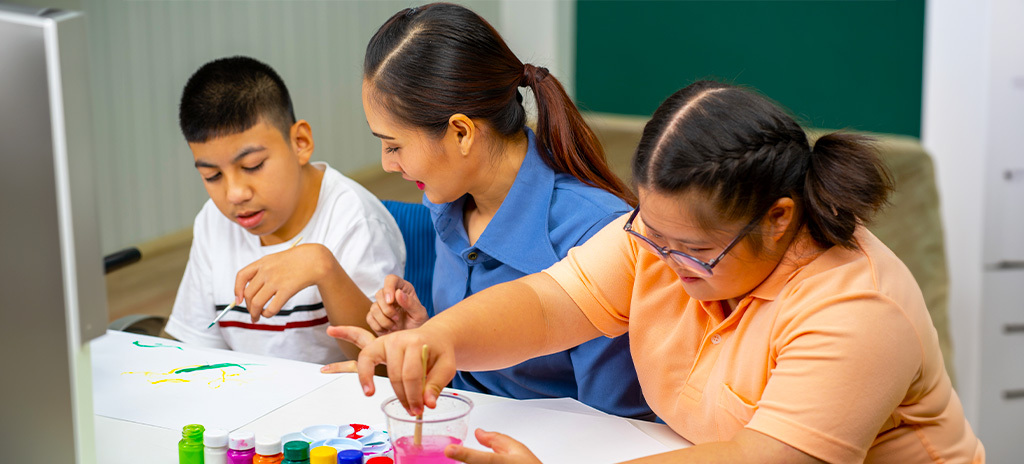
[576,1,925,137]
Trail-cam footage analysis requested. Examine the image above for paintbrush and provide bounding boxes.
[206,235,304,329]
[414,344,429,446]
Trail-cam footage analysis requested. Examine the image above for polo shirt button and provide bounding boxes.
[467,251,478,261]
[711,334,722,344]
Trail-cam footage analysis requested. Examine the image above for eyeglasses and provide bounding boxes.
[623,206,757,277]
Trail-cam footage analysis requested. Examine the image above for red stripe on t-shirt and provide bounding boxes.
[218,316,329,331]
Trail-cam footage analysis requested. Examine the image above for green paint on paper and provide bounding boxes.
[173,363,248,374]
[133,340,183,350]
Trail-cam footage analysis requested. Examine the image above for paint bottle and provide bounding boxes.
[179,424,206,464]
[227,430,257,464]
[309,445,337,464]
[336,449,363,464]
[254,436,284,464]
[282,441,310,464]
[365,458,392,464]
[204,428,229,464]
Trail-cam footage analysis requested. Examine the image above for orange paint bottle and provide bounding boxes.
[254,436,284,464]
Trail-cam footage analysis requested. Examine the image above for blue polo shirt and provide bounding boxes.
[425,128,653,420]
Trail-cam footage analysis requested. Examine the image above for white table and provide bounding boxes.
[93,341,691,463]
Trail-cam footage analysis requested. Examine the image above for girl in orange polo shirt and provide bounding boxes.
[331,81,984,463]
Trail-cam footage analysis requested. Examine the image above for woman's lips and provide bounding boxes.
[681,276,701,283]
[236,210,264,229]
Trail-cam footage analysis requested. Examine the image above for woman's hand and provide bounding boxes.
[234,243,335,322]
[325,324,457,416]
[368,274,430,335]
[445,429,542,464]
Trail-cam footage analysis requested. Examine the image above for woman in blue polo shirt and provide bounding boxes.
[328,3,652,420]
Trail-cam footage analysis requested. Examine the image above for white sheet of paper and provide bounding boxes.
[465,400,672,463]
[91,331,338,431]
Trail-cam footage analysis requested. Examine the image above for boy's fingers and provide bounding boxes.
[250,287,276,322]
[234,264,258,302]
[319,360,357,373]
[262,290,290,319]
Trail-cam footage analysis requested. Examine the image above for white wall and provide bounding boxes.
[921,0,992,423]
[75,0,570,254]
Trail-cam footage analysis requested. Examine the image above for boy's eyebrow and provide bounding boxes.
[193,145,266,169]
[371,131,395,141]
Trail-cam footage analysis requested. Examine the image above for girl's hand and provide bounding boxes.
[325,324,457,416]
[445,429,542,464]
[368,274,430,335]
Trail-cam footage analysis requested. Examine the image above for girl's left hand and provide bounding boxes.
[445,429,542,464]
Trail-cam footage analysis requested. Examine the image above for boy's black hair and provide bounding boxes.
[178,56,296,143]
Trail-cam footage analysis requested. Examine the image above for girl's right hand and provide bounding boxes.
[326,324,457,416]
[368,274,430,335]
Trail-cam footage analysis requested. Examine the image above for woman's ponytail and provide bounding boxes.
[523,64,637,206]
[803,132,894,249]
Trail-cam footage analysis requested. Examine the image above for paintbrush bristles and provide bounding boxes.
[414,344,429,446]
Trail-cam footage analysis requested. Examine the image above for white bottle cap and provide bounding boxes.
[255,435,283,456]
[228,430,256,450]
[204,428,229,448]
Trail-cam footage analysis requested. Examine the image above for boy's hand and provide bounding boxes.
[234,243,335,323]
[368,274,429,335]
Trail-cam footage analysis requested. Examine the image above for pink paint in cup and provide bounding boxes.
[381,393,473,464]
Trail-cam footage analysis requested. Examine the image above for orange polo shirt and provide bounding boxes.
[544,214,983,463]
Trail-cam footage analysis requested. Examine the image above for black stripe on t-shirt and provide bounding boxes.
[212,301,325,316]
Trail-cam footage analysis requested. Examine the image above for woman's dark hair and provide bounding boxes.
[632,80,893,249]
[179,56,296,143]
[364,2,634,205]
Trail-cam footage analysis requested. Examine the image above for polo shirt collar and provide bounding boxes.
[430,127,560,275]
[748,227,825,302]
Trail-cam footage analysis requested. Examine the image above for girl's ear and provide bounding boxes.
[765,197,796,242]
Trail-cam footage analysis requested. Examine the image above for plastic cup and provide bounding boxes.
[382,393,473,464]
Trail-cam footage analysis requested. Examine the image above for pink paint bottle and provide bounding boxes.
[228,430,257,464]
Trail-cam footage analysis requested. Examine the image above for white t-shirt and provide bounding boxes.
[165,162,405,364]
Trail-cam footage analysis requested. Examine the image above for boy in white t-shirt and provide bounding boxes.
[164,56,405,364]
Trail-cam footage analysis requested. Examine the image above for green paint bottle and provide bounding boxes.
[179,424,206,464]
[282,440,310,464]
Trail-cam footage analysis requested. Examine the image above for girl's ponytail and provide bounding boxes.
[523,64,636,206]
[803,132,894,248]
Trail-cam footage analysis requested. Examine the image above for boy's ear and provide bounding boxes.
[289,120,314,164]
[447,114,475,157]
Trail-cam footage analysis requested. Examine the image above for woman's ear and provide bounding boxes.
[766,197,796,242]
[290,120,315,165]
[447,114,475,156]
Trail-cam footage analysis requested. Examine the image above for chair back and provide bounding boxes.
[381,200,436,315]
